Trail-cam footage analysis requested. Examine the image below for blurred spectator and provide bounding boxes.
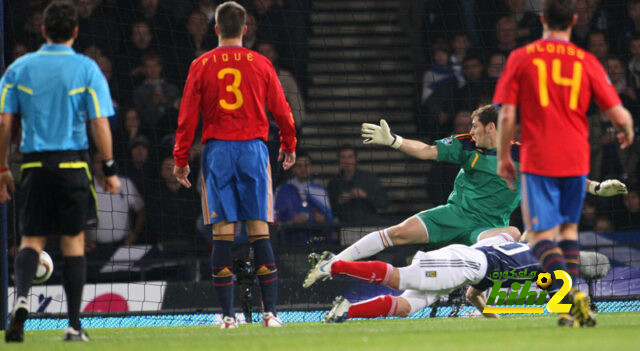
[14,5,45,51]
[95,54,121,130]
[421,44,457,104]
[453,110,472,134]
[75,0,120,53]
[10,43,29,64]
[494,16,518,56]
[86,152,147,249]
[167,11,217,84]
[244,13,259,50]
[588,109,622,181]
[628,36,640,104]
[257,42,306,128]
[252,0,308,91]
[504,0,542,44]
[487,52,506,87]
[594,216,615,232]
[117,20,160,103]
[195,0,216,21]
[275,153,333,244]
[579,198,598,231]
[587,29,610,63]
[122,135,156,199]
[615,191,640,229]
[456,55,490,112]
[571,0,598,47]
[186,11,216,57]
[620,0,640,53]
[114,108,148,161]
[146,156,200,249]
[133,51,181,134]
[328,145,389,223]
[450,32,471,85]
[83,45,105,61]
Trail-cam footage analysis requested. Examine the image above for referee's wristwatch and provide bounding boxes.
[102,159,118,177]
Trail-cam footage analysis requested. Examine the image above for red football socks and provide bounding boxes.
[347,295,398,318]
[331,260,393,285]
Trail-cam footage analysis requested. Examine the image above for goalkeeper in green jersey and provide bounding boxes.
[304,104,626,288]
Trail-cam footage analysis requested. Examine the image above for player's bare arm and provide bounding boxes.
[361,119,438,160]
[604,105,635,149]
[496,104,517,190]
[91,117,121,194]
[0,113,15,196]
[465,286,499,318]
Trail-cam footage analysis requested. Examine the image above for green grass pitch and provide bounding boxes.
[7,312,640,351]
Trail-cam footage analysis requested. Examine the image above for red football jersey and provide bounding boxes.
[493,39,621,177]
[173,47,297,167]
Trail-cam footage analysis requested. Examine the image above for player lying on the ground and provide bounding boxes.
[318,231,590,323]
[304,104,627,289]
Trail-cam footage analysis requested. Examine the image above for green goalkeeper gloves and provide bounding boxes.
[361,119,403,149]
[587,179,628,197]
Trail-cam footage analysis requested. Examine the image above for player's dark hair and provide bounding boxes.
[473,105,498,127]
[543,0,576,31]
[43,1,78,43]
[338,144,358,158]
[215,1,246,39]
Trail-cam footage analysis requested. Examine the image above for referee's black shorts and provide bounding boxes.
[19,150,97,237]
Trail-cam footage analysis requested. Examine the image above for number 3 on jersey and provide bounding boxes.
[532,58,583,110]
[218,68,243,110]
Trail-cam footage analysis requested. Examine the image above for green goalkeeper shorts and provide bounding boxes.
[414,204,493,246]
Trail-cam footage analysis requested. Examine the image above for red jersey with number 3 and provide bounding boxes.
[493,39,621,177]
[173,46,297,167]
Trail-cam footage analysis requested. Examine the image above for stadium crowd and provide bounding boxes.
[2,0,639,281]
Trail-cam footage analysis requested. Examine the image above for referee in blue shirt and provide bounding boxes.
[0,2,120,342]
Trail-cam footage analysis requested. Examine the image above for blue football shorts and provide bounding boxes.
[521,172,587,232]
[200,139,273,224]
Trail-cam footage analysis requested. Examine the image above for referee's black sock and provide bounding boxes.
[15,247,40,299]
[63,256,86,330]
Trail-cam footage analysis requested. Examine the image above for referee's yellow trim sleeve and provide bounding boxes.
[68,87,102,118]
[0,84,15,112]
[68,87,86,95]
[17,85,33,95]
[86,87,101,118]
[20,162,42,171]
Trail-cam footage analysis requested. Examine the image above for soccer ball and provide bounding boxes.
[33,250,53,284]
[536,272,553,290]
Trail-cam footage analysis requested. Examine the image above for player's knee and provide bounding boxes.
[395,297,412,317]
[388,225,418,245]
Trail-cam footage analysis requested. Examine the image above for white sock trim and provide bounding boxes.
[380,229,394,248]
[381,263,394,286]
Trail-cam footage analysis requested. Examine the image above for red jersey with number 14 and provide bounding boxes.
[493,39,621,177]
[173,46,297,167]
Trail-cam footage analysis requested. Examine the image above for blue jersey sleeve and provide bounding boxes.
[0,67,19,113]
[85,60,114,119]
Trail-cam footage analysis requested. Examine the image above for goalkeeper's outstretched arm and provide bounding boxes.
[361,120,438,160]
